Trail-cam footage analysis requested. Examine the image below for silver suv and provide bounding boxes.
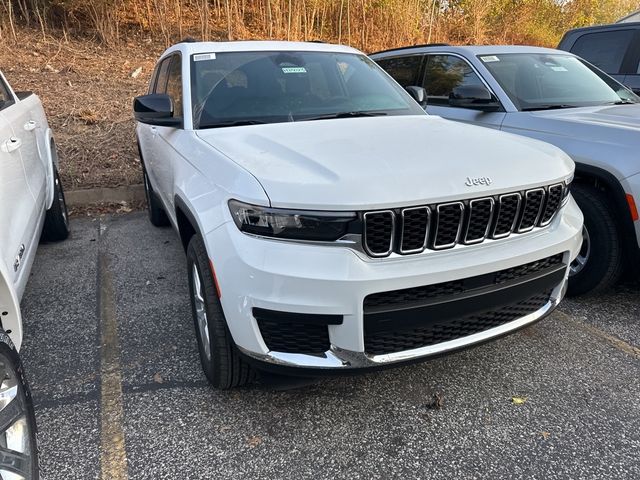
[372,45,640,295]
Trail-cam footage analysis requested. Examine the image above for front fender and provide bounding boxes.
[40,129,56,210]
[0,263,23,351]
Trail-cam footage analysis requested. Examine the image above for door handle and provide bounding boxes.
[23,120,37,132]
[1,137,22,153]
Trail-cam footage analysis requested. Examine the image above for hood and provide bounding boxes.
[530,103,640,127]
[514,104,640,147]
[196,115,573,210]
[503,104,640,180]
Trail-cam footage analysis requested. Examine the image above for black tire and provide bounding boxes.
[142,167,170,227]
[568,184,624,296]
[0,331,39,480]
[42,167,69,242]
[186,234,254,389]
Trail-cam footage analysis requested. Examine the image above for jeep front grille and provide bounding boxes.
[362,183,566,257]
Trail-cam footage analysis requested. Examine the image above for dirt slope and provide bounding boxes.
[1,28,165,190]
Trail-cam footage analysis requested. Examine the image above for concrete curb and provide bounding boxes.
[65,184,145,206]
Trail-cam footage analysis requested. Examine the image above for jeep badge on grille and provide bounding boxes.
[465,176,493,187]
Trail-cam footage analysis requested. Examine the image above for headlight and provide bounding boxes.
[228,200,357,241]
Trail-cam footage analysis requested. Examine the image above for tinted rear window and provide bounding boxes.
[570,30,634,74]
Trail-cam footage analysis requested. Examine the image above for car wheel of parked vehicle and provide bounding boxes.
[568,184,623,296]
[0,331,39,480]
[42,167,69,242]
[142,168,170,227]
[186,234,254,389]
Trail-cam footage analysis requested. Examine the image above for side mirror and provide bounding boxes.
[449,85,501,112]
[405,86,427,107]
[133,94,181,127]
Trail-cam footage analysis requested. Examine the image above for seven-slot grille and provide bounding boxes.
[363,183,567,257]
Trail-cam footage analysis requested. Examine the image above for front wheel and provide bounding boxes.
[42,167,69,242]
[186,234,254,389]
[0,331,39,479]
[142,168,169,227]
[567,184,624,296]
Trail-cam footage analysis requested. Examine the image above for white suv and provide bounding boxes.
[1,70,69,478]
[135,41,583,389]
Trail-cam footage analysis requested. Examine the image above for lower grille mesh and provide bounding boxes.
[257,320,330,354]
[364,291,551,355]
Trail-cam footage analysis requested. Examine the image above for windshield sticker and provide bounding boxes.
[194,53,216,62]
[281,67,307,74]
[551,66,568,72]
[480,55,500,63]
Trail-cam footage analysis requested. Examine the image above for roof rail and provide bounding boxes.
[370,43,451,55]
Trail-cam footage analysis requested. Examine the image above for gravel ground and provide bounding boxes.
[20,213,640,480]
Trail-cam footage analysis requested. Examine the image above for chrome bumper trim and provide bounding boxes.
[238,278,566,370]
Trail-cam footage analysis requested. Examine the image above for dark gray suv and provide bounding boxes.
[558,22,640,94]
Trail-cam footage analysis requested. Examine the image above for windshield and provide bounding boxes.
[190,51,424,128]
[478,53,639,111]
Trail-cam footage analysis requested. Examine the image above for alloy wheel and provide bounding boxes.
[0,354,34,480]
[143,171,152,205]
[192,264,211,361]
[55,173,69,229]
[569,226,591,277]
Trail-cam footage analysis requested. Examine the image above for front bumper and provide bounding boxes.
[206,197,583,371]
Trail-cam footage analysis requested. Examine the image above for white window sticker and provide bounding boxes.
[194,53,216,62]
[551,66,568,72]
[281,67,307,74]
[480,55,500,63]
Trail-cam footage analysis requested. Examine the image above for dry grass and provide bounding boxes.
[0,0,637,191]
[0,27,163,190]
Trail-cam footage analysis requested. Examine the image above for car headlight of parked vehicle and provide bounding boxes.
[228,200,357,241]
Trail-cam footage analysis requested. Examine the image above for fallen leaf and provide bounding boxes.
[246,436,262,448]
[424,391,444,410]
[511,396,527,405]
[540,431,551,440]
[153,372,164,384]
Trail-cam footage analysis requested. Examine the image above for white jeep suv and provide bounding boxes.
[135,41,583,389]
[1,70,69,478]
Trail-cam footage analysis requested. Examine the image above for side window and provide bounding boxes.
[422,55,486,107]
[165,56,183,119]
[571,30,634,74]
[153,58,172,94]
[0,78,13,111]
[376,55,423,87]
[147,63,160,94]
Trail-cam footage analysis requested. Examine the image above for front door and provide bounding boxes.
[0,85,36,291]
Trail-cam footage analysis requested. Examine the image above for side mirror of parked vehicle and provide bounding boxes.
[449,85,501,112]
[405,86,427,107]
[133,94,182,127]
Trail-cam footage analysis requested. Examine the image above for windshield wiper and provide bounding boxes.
[303,111,388,121]
[521,104,577,112]
[610,100,637,105]
[199,120,267,129]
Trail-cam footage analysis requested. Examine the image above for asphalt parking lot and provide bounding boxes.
[20,212,640,480]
